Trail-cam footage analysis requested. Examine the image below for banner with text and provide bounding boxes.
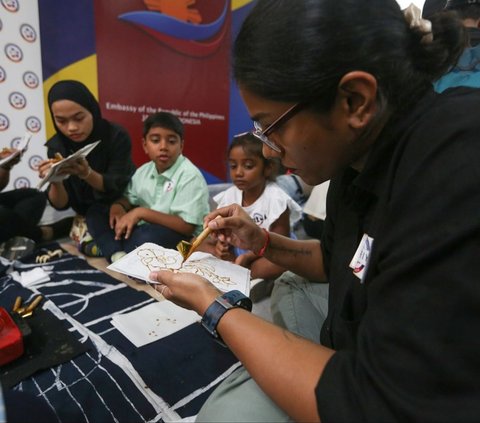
[94,0,232,183]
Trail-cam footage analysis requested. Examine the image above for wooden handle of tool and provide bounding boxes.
[13,296,22,312]
[183,216,221,261]
[185,227,212,260]
[25,295,43,313]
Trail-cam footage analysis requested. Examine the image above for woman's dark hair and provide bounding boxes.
[228,133,279,181]
[143,112,184,139]
[233,0,467,115]
[47,80,107,148]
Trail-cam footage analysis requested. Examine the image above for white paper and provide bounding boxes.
[111,301,200,347]
[108,242,251,296]
[0,132,31,167]
[36,140,101,190]
[19,267,50,287]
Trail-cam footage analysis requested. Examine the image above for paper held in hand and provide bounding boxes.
[0,132,32,168]
[36,140,101,190]
[108,242,251,296]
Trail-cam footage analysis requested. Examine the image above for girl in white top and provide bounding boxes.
[210,133,302,279]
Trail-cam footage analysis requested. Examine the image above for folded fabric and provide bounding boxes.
[0,308,90,388]
[19,268,50,287]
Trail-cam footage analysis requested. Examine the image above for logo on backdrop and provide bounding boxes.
[29,155,42,171]
[118,0,229,57]
[0,66,6,83]
[4,43,23,62]
[8,91,26,109]
[22,71,39,88]
[252,212,267,227]
[1,0,19,13]
[14,177,30,189]
[0,114,9,131]
[10,136,21,148]
[25,116,41,133]
[20,23,37,42]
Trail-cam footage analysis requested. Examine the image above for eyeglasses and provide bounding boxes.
[252,102,305,152]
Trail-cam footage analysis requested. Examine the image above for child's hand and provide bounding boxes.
[215,240,235,261]
[235,251,258,269]
[114,210,140,240]
[109,204,126,229]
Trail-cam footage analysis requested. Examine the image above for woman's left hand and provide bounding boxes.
[59,157,91,179]
[150,270,221,315]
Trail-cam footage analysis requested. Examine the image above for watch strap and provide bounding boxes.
[201,290,252,346]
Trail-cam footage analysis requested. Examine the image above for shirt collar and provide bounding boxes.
[154,154,185,179]
[349,88,438,208]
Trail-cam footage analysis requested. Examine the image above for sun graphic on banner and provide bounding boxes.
[118,0,228,58]
[143,0,202,24]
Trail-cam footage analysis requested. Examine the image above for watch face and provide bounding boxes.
[221,290,253,311]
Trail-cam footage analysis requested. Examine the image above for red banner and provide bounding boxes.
[94,0,231,182]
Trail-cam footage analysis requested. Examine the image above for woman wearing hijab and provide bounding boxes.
[38,80,136,249]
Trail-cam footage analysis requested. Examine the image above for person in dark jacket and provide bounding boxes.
[0,149,47,243]
[37,80,136,252]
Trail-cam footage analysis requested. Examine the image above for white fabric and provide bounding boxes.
[213,182,302,230]
[303,181,330,221]
[17,267,50,287]
[111,301,200,347]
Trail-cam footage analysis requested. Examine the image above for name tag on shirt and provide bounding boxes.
[349,233,374,283]
[164,180,175,193]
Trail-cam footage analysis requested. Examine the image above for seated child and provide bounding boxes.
[205,133,302,280]
[87,112,210,262]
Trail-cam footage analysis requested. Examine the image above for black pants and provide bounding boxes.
[0,189,47,243]
[86,203,185,260]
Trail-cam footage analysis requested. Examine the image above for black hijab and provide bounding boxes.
[47,80,109,153]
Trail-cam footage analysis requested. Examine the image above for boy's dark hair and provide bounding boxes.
[143,112,184,139]
[228,133,279,181]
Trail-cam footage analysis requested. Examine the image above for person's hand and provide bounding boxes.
[205,204,265,254]
[58,157,91,179]
[149,269,221,315]
[235,251,258,269]
[0,149,21,171]
[214,239,235,261]
[114,209,140,240]
[109,203,126,229]
[0,147,14,160]
[37,158,54,179]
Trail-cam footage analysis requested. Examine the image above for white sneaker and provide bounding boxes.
[110,251,127,263]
